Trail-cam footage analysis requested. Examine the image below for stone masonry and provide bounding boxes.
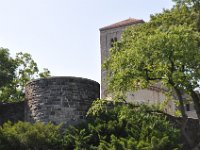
[25,76,100,125]
[0,101,24,125]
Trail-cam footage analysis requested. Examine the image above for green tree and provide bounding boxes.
[105,0,200,120]
[0,51,51,102]
[104,1,200,148]
[0,48,16,88]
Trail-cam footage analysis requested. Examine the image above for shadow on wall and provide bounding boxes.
[0,101,25,125]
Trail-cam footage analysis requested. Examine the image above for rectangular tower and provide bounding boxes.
[99,18,144,98]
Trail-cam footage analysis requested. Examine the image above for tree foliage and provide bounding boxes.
[0,121,62,150]
[64,100,181,150]
[0,48,16,88]
[0,49,51,102]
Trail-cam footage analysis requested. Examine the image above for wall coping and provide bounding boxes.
[26,76,100,86]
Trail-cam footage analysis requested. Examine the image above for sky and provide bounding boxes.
[0,0,174,83]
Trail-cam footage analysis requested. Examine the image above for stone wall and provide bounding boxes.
[25,76,100,125]
[0,101,24,125]
[167,116,200,150]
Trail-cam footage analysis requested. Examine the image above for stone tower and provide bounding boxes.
[99,18,144,98]
[25,76,100,125]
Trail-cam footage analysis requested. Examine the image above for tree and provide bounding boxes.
[105,0,200,119]
[0,48,16,88]
[0,51,51,102]
[104,1,200,148]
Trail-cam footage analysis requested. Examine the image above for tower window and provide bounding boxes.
[110,37,117,47]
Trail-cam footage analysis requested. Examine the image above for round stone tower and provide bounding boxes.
[25,76,100,125]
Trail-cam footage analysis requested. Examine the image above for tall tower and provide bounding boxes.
[99,18,144,98]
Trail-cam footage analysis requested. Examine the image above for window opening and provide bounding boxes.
[110,37,117,47]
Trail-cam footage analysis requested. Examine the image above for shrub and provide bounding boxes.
[63,100,182,150]
[0,100,181,150]
[0,121,62,150]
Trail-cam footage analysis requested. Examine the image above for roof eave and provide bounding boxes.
[99,20,145,31]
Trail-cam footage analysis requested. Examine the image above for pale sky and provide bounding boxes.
[0,0,174,83]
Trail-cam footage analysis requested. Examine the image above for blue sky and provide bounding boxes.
[0,0,174,83]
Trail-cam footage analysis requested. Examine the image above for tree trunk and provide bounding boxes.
[173,87,194,148]
[173,87,187,118]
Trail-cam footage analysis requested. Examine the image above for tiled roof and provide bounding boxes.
[100,18,144,31]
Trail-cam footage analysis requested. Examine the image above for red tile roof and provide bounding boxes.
[100,18,144,31]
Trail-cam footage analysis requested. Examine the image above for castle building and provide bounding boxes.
[100,18,197,118]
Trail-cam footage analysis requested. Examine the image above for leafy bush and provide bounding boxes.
[0,121,62,150]
[63,100,181,150]
[0,100,181,150]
